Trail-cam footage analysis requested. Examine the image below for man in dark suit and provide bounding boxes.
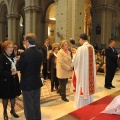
[16,33,43,120]
[105,39,120,89]
[41,39,52,79]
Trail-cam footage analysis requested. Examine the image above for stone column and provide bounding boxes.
[91,6,114,45]
[36,9,44,46]
[7,14,21,43]
[56,0,86,43]
[24,6,39,34]
[32,8,39,34]
[7,15,13,40]
[16,15,21,45]
[24,7,32,34]
[44,19,49,39]
[13,17,17,43]
[72,0,85,42]
[0,20,6,41]
[55,0,72,43]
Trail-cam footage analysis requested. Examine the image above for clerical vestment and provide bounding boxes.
[73,42,96,109]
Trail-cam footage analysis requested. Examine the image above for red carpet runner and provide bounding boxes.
[70,96,114,120]
[57,90,120,120]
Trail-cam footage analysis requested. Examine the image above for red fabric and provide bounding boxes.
[72,72,76,92]
[88,46,95,94]
[69,96,114,120]
[72,72,83,95]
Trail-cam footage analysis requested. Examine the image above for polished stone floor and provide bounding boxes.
[0,71,120,120]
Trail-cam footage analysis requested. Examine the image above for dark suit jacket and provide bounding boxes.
[16,46,43,91]
[105,46,118,69]
[41,45,52,63]
[48,53,57,74]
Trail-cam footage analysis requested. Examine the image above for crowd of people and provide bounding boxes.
[0,33,120,120]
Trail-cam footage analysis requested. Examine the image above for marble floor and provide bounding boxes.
[0,71,120,120]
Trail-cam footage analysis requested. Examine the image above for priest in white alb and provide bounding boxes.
[72,33,96,109]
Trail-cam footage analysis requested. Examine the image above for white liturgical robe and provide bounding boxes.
[73,42,96,109]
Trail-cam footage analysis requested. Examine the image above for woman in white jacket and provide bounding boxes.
[56,40,73,102]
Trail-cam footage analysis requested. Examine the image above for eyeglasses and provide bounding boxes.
[54,48,58,50]
[7,46,13,49]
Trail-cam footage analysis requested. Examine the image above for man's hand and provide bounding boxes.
[18,49,24,54]
[11,71,17,75]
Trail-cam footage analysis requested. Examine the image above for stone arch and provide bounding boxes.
[42,0,54,19]
[46,3,56,20]
[0,1,8,21]
[39,0,55,43]
[45,3,56,44]
[9,0,20,14]
[0,0,8,12]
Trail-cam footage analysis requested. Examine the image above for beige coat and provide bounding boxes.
[56,49,73,79]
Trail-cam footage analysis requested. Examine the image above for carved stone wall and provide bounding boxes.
[91,0,115,47]
[0,0,120,48]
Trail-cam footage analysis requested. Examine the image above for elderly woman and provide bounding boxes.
[48,43,59,92]
[0,40,21,120]
[57,40,73,102]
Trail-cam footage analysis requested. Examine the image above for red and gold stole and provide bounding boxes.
[88,46,95,94]
[72,46,95,95]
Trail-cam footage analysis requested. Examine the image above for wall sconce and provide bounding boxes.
[96,24,101,34]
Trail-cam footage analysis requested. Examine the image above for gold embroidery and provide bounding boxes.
[88,47,95,94]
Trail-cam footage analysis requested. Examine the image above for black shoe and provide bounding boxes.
[104,86,111,89]
[4,116,8,120]
[51,90,53,92]
[10,110,19,118]
[57,90,61,95]
[55,87,58,91]
[110,85,115,88]
[62,98,69,102]
[3,112,8,120]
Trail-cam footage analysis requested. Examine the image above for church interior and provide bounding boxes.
[0,0,120,120]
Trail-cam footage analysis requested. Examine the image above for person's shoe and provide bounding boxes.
[62,98,69,102]
[4,115,8,120]
[57,90,61,95]
[104,86,111,89]
[55,87,58,91]
[110,85,115,88]
[51,89,53,92]
[10,110,19,118]
[3,112,8,120]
